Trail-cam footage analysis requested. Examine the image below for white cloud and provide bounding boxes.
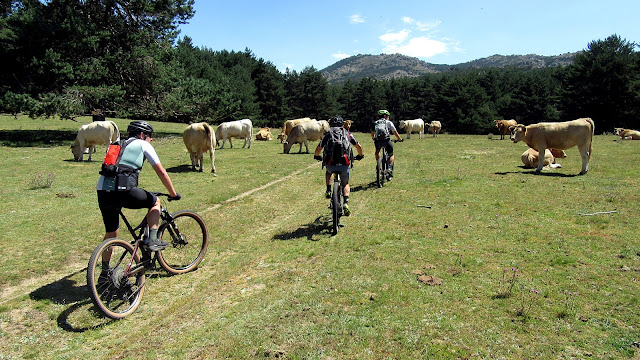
[350,14,365,24]
[378,17,450,59]
[379,30,410,44]
[332,52,351,60]
[382,36,447,58]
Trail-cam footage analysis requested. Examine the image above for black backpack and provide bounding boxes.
[323,127,352,167]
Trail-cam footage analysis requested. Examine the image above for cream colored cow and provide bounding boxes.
[70,121,120,161]
[614,128,640,140]
[427,121,442,137]
[283,120,329,154]
[277,117,313,143]
[399,119,424,139]
[495,119,517,140]
[521,148,566,169]
[256,127,273,141]
[510,118,594,174]
[183,122,216,174]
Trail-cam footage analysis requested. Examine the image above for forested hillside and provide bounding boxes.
[1,1,639,133]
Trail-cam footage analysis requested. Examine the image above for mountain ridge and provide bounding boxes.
[321,53,577,84]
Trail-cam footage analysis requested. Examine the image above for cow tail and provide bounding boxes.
[111,121,120,142]
[587,118,595,159]
[205,123,215,152]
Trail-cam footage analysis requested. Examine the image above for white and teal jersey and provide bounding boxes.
[97,138,160,190]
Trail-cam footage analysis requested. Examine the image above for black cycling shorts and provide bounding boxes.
[97,188,157,233]
[374,139,394,156]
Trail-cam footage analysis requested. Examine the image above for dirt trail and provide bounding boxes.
[0,162,317,303]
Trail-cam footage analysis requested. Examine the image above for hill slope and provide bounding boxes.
[321,53,576,84]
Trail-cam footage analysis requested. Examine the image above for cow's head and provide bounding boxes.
[614,127,623,136]
[549,148,567,159]
[398,120,406,129]
[70,140,83,161]
[283,141,291,154]
[277,133,286,143]
[510,124,526,143]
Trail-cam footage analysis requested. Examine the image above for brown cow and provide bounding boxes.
[427,121,442,137]
[256,127,273,141]
[495,119,517,140]
[614,128,640,140]
[510,118,594,174]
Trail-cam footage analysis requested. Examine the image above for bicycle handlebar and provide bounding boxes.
[151,192,182,201]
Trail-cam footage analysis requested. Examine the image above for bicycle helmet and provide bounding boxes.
[127,120,154,137]
[377,109,390,117]
[329,115,344,127]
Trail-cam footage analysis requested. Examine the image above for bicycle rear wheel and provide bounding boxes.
[157,210,209,275]
[332,179,342,235]
[87,238,145,319]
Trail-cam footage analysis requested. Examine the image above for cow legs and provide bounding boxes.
[87,145,95,161]
[197,152,204,172]
[535,147,546,173]
[578,145,589,174]
[189,152,197,171]
[304,141,310,154]
[209,147,216,174]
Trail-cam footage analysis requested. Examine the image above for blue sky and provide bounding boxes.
[178,0,640,72]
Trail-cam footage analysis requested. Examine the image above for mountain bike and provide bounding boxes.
[376,139,401,188]
[86,193,208,319]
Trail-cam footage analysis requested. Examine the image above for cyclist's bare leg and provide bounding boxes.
[325,171,333,186]
[146,198,161,231]
[389,154,395,167]
[343,183,350,197]
[101,230,118,263]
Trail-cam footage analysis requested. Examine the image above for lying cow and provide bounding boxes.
[256,127,273,141]
[71,120,120,161]
[614,127,640,140]
[215,118,252,149]
[510,118,594,174]
[183,122,216,174]
[521,148,566,169]
[428,121,442,137]
[495,119,517,140]
[278,117,313,143]
[283,120,329,154]
[399,119,424,139]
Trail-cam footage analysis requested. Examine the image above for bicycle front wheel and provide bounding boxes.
[157,210,209,275]
[376,156,383,188]
[87,238,145,319]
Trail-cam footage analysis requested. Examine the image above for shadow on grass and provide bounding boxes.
[351,181,379,192]
[0,129,77,147]
[272,215,333,241]
[166,164,199,173]
[495,168,581,178]
[29,267,176,332]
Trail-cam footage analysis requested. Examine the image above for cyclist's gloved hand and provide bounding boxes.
[168,193,181,201]
[314,155,322,161]
[355,154,364,161]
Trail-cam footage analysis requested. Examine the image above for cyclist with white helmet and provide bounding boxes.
[371,110,403,179]
[97,120,180,253]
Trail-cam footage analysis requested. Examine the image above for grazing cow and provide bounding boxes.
[614,128,640,140]
[399,119,424,139]
[427,121,442,137]
[521,148,566,169]
[70,121,120,161]
[256,127,273,141]
[215,119,253,149]
[510,118,594,174]
[277,117,313,143]
[283,120,330,154]
[495,119,518,140]
[343,120,353,131]
[183,122,216,174]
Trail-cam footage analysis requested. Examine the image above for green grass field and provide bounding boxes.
[1,115,639,359]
